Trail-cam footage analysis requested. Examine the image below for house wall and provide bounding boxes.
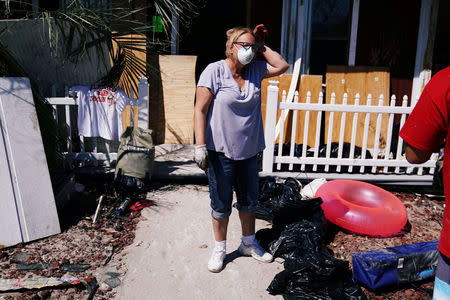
[179,0,282,82]
[356,0,420,101]
[0,19,110,96]
[432,0,450,75]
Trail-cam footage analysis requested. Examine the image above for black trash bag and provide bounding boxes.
[318,142,372,159]
[256,178,324,226]
[264,218,367,300]
[258,177,285,203]
[271,144,313,171]
[269,220,324,259]
[316,142,372,173]
[268,249,367,300]
[274,143,310,157]
[267,264,367,300]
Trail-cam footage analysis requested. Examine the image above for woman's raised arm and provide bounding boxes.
[262,46,289,78]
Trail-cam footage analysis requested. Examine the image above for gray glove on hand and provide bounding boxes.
[194,144,208,170]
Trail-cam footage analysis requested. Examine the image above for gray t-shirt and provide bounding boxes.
[197,60,268,160]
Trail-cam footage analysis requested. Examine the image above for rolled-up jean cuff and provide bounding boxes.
[234,203,257,213]
[211,209,231,220]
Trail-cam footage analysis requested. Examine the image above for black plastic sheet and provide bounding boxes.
[256,178,367,299]
[256,178,324,226]
[264,220,366,299]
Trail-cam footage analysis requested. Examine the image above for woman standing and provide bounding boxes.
[194,26,289,273]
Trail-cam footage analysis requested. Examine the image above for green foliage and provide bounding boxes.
[1,0,205,94]
[0,0,206,171]
[0,0,204,174]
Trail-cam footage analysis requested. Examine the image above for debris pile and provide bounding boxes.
[0,182,148,299]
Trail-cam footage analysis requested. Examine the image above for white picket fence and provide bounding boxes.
[261,80,439,185]
[46,77,149,166]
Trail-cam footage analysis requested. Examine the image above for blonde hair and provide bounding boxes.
[225,27,253,58]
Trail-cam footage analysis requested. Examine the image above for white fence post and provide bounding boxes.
[324,93,335,172]
[348,93,359,173]
[312,91,323,172]
[136,76,149,130]
[383,96,396,173]
[300,91,311,171]
[277,91,287,170]
[360,94,371,173]
[336,93,348,172]
[288,91,299,171]
[262,81,279,173]
[371,95,384,173]
[395,96,409,173]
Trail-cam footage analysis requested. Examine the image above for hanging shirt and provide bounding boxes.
[71,86,129,140]
[197,60,268,160]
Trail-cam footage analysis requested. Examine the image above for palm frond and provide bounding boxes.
[1,0,205,94]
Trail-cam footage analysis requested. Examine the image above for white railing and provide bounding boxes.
[46,77,149,166]
[262,80,438,185]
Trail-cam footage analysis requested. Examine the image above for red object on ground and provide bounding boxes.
[315,180,408,236]
[130,199,153,211]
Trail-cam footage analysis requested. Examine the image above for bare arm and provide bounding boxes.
[262,45,289,78]
[194,86,213,145]
[404,143,433,164]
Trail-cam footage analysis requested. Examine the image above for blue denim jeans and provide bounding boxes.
[433,251,450,300]
[207,150,258,219]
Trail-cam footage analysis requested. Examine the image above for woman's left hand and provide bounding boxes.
[253,24,268,53]
[194,144,208,171]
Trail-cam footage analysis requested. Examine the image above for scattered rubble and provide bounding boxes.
[0,182,146,299]
[0,183,444,299]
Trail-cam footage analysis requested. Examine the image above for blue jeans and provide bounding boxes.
[207,150,259,219]
[433,251,450,300]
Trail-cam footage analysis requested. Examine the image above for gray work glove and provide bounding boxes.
[194,144,208,170]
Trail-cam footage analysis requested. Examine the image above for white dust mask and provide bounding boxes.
[235,44,254,65]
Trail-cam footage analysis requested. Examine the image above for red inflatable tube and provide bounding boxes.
[315,180,407,236]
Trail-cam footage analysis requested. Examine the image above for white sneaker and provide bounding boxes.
[207,249,226,273]
[238,241,273,263]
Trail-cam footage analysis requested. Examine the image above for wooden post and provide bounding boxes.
[262,81,279,173]
[137,76,149,129]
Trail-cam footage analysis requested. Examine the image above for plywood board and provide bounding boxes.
[261,74,295,143]
[159,55,196,144]
[366,68,390,148]
[0,78,60,247]
[296,75,323,147]
[344,66,368,147]
[325,66,389,148]
[324,66,346,144]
